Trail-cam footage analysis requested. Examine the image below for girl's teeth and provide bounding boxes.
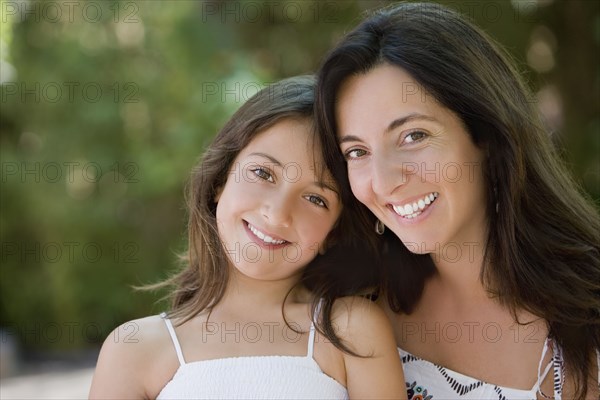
[248,223,285,244]
[418,199,425,210]
[404,204,413,215]
[424,196,431,205]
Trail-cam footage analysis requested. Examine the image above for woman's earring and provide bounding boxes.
[494,185,499,213]
[318,242,327,255]
[375,219,385,235]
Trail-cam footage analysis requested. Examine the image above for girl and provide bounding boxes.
[89,76,406,399]
[315,3,599,400]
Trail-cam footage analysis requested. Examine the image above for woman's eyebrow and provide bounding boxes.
[384,112,438,134]
[339,112,438,144]
[339,134,363,144]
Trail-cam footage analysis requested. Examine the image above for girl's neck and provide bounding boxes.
[220,269,307,311]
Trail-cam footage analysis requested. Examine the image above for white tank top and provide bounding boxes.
[157,310,348,400]
[399,337,598,400]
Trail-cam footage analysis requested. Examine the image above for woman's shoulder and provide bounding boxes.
[89,314,179,398]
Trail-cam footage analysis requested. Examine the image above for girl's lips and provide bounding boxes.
[243,220,289,250]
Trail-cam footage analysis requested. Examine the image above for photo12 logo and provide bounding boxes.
[199,1,341,24]
[1,1,139,24]
[1,161,139,184]
[1,82,139,104]
[1,320,140,345]
[1,241,139,264]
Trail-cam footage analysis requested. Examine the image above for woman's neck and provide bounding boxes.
[429,238,490,305]
[427,218,492,302]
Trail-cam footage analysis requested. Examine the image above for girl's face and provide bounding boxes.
[215,118,342,281]
[335,64,488,255]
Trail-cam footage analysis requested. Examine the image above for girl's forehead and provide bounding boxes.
[237,118,339,191]
[244,117,316,158]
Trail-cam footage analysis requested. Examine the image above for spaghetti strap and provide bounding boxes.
[160,312,186,366]
[551,337,564,400]
[307,322,316,359]
[596,349,600,387]
[533,338,553,395]
[306,300,323,359]
[536,337,565,400]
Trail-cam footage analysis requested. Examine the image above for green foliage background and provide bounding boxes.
[1,0,598,353]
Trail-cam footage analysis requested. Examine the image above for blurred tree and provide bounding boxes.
[0,0,597,355]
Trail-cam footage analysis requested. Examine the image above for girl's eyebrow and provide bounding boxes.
[248,152,282,166]
[339,112,438,144]
[314,180,339,197]
[249,151,339,197]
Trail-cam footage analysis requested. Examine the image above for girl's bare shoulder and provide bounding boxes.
[101,314,173,361]
[89,314,180,399]
[330,296,392,341]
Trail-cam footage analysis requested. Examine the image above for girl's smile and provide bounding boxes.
[244,220,289,249]
[215,117,341,280]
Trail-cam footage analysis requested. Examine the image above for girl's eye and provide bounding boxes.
[343,148,367,160]
[304,194,328,209]
[404,130,427,144]
[252,167,274,182]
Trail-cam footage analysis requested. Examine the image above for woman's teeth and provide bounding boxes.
[248,223,286,245]
[392,192,438,219]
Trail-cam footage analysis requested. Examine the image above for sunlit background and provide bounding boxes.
[1,0,598,397]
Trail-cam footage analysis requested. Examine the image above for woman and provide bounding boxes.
[315,3,599,399]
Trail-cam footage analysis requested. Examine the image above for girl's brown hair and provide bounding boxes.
[150,75,379,355]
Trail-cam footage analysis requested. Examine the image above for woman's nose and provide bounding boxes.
[370,154,407,197]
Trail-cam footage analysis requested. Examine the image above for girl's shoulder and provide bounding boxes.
[89,314,180,399]
[331,295,387,320]
[100,314,174,362]
[324,296,407,398]
[113,314,173,344]
[329,296,393,346]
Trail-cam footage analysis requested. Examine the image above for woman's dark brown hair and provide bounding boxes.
[315,2,600,397]
[148,75,379,355]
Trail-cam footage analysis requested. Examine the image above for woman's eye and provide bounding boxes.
[343,148,367,160]
[305,195,327,208]
[252,168,274,182]
[404,130,427,144]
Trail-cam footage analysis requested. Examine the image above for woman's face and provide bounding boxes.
[335,64,488,255]
[215,118,342,281]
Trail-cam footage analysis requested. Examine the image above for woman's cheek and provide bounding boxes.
[348,168,373,206]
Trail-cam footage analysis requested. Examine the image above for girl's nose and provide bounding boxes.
[261,193,293,228]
